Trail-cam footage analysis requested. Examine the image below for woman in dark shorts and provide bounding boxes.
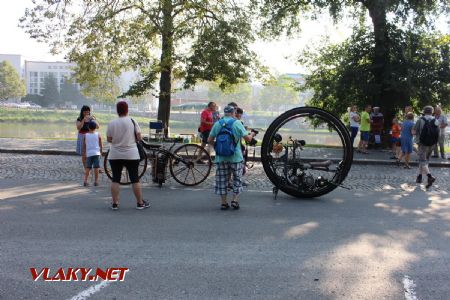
[106,101,149,211]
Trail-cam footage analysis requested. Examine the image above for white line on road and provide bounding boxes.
[68,281,110,300]
[403,275,418,300]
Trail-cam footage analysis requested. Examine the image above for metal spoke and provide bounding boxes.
[172,166,188,177]
[191,168,196,183]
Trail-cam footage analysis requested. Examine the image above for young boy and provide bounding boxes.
[83,121,103,186]
[390,117,401,159]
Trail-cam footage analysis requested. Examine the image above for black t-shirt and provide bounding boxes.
[77,117,90,134]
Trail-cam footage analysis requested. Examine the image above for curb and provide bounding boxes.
[2,148,450,168]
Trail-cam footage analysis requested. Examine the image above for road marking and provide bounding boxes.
[403,275,418,300]
[68,281,110,300]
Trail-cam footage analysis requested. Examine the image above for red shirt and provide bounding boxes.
[200,109,213,132]
[391,124,401,138]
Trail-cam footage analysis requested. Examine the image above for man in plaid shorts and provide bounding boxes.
[208,105,257,210]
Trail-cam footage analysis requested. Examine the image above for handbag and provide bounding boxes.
[131,119,146,161]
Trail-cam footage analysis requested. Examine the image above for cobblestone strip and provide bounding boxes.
[1,153,449,192]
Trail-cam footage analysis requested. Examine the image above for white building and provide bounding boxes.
[25,61,76,95]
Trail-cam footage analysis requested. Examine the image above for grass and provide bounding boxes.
[0,107,196,129]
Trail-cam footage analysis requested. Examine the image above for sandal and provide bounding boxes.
[220,203,230,210]
[231,200,240,210]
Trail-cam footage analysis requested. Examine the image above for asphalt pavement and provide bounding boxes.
[1,151,450,299]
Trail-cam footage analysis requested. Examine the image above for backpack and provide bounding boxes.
[419,117,439,146]
[214,119,237,156]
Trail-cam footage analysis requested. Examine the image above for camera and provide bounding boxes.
[250,128,259,135]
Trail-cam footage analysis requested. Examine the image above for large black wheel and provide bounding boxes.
[261,107,353,198]
[169,144,212,186]
[103,150,148,185]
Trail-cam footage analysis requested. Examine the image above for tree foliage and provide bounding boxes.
[41,73,60,107]
[253,0,450,124]
[301,27,450,118]
[257,75,299,114]
[60,77,86,104]
[21,0,257,136]
[0,61,26,101]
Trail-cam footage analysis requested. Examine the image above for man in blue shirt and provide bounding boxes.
[208,105,256,210]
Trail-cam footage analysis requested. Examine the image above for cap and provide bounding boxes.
[224,105,235,114]
[423,106,433,114]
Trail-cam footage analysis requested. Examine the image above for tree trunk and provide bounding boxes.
[365,0,396,132]
[157,0,174,137]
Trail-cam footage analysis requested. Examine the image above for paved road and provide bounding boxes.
[1,153,450,299]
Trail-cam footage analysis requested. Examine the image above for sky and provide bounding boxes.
[0,1,448,75]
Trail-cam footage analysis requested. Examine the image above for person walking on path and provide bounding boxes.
[76,105,99,168]
[397,112,415,169]
[82,121,103,186]
[432,106,448,159]
[106,101,149,211]
[414,106,439,188]
[197,102,218,162]
[349,105,360,148]
[208,105,256,210]
[357,105,371,154]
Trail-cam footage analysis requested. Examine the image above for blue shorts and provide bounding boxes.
[86,155,100,169]
[360,131,369,141]
[401,138,413,154]
[391,137,400,144]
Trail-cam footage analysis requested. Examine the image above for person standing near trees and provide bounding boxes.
[197,102,218,162]
[432,106,448,159]
[349,105,360,149]
[357,105,371,154]
[208,105,256,210]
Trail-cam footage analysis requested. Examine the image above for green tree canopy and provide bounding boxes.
[0,61,26,101]
[301,27,450,119]
[21,0,257,136]
[41,73,60,107]
[257,75,299,114]
[253,0,450,121]
[60,77,87,105]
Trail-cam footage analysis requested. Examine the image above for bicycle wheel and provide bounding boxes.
[261,107,353,198]
[103,150,148,185]
[169,144,212,186]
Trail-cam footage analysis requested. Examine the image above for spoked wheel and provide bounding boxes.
[261,107,353,198]
[169,143,212,186]
[103,150,148,185]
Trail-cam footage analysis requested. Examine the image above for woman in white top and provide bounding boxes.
[349,105,360,148]
[106,101,149,211]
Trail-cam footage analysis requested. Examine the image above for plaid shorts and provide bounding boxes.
[215,161,244,195]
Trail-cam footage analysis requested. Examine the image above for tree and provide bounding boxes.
[60,77,87,105]
[206,81,253,109]
[41,73,60,107]
[300,27,450,119]
[0,61,26,101]
[253,0,450,120]
[257,75,299,115]
[21,0,256,136]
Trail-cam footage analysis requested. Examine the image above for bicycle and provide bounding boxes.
[103,138,212,187]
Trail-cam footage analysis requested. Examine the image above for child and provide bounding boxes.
[397,112,415,169]
[82,121,103,186]
[390,118,401,159]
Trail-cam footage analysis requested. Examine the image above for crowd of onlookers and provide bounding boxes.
[349,104,448,188]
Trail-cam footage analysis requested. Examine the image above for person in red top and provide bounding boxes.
[198,102,218,161]
[390,117,401,159]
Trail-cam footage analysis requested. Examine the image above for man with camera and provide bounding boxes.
[208,105,257,210]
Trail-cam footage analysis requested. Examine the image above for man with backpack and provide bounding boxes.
[208,105,257,210]
[414,106,440,188]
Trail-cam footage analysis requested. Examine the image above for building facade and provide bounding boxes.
[25,61,76,95]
